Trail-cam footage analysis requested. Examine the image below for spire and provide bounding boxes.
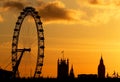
[100,53,103,64]
[70,65,73,72]
[98,54,105,78]
[69,64,75,78]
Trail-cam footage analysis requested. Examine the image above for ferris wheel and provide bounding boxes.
[11,7,44,78]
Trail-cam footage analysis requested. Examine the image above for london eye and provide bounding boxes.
[11,7,44,78]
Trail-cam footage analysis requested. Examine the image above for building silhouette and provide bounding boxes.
[57,58,69,79]
[98,56,105,78]
[78,74,97,79]
[0,68,13,79]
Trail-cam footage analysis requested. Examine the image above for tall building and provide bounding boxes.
[98,56,105,78]
[57,58,69,79]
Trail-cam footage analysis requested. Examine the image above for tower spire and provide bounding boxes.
[101,52,102,56]
[69,64,75,78]
[100,53,103,64]
[98,54,105,78]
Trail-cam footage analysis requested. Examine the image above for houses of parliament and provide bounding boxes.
[57,55,106,79]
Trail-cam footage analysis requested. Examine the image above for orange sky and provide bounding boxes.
[1,0,120,78]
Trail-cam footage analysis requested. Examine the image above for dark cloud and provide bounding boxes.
[88,0,120,6]
[89,0,98,4]
[3,1,25,11]
[37,1,78,22]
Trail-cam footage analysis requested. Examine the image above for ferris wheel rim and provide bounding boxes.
[11,6,44,78]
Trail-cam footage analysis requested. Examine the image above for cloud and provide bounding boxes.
[0,0,26,23]
[89,0,98,4]
[37,1,82,23]
[3,1,25,11]
[88,0,120,6]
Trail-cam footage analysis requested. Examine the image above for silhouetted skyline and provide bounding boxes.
[1,0,120,79]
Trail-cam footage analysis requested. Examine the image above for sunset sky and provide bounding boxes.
[1,0,120,78]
